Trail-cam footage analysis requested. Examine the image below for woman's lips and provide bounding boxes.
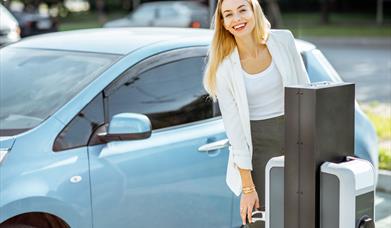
[233,23,247,31]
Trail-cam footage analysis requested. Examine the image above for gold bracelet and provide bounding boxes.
[242,186,256,194]
[242,185,255,190]
[243,188,255,194]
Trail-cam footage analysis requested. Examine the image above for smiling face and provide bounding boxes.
[221,0,256,39]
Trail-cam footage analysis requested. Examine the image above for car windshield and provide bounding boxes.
[0,47,120,136]
[0,4,17,26]
[305,49,343,83]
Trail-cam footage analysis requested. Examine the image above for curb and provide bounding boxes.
[377,169,391,193]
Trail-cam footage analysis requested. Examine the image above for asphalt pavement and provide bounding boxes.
[304,37,391,104]
[304,37,391,227]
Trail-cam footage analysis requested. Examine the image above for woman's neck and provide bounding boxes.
[235,35,264,60]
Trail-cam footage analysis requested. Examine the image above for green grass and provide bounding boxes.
[59,21,101,31]
[288,26,390,37]
[281,12,391,37]
[362,104,391,140]
[362,103,391,170]
[366,113,391,140]
[379,147,391,171]
[59,11,127,31]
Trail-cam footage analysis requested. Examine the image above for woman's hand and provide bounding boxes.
[240,190,260,225]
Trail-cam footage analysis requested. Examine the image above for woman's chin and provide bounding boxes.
[232,30,252,39]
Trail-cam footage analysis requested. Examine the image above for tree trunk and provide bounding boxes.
[131,0,141,10]
[265,0,283,28]
[95,0,107,24]
[122,0,132,11]
[320,0,330,24]
[377,0,383,25]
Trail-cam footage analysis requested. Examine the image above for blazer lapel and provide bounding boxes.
[266,31,288,86]
[228,47,252,153]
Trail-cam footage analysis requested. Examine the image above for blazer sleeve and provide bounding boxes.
[287,31,311,84]
[215,64,253,171]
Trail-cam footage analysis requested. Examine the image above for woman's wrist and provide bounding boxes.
[238,168,255,188]
[242,185,256,194]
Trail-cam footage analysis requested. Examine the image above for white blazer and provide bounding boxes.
[215,29,310,196]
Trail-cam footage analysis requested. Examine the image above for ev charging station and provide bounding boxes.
[263,82,376,228]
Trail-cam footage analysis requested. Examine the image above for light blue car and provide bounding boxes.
[0,28,378,228]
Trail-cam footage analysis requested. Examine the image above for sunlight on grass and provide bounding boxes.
[362,103,391,170]
[379,148,391,171]
[363,103,391,140]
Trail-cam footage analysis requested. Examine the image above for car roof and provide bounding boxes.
[9,27,315,55]
[10,28,213,55]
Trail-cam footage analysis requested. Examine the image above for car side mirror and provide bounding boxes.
[98,113,152,142]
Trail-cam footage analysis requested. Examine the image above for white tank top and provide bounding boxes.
[242,60,284,120]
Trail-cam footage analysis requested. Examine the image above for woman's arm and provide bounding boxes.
[239,168,255,188]
[215,64,253,173]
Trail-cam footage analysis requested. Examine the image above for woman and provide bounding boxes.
[203,0,310,226]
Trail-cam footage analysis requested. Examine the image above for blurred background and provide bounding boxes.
[0,0,390,37]
[0,0,390,226]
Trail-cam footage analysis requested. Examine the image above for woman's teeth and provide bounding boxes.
[233,23,246,31]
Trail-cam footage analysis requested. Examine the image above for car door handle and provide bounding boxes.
[198,139,229,152]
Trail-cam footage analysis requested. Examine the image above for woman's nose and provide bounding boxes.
[233,13,241,22]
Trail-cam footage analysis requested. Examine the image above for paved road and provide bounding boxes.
[376,191,391,227]
[304,37,391,104]
[304,37,391,227]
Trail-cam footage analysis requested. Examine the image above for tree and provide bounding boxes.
[95,0,107,23]
[320,0,330,24]
[265,0,283,28]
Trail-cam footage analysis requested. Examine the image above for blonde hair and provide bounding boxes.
[203,0,271,101]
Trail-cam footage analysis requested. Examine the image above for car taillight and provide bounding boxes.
[15,26,21,35]
[191,21,201,28]
[27,21,33,28]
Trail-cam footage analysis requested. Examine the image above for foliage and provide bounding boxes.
[379,147,391,171]
[363,103,391,140]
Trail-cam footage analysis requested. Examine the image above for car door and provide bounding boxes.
[88,47,233,228]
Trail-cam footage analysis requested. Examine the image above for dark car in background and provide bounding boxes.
[10,10,58,37]
[0,4,20,46]
[104,1,209,28]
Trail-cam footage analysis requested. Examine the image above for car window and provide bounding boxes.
[53,93,104,151]
[0,47,119,136]
[107,56,213,130]
[157,6,178,18]
[132,5,156,20]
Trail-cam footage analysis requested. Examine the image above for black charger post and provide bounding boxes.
[284,82,355,228]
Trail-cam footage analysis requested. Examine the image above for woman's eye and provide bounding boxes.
[240,9,246,13]
[225,14,232,17]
